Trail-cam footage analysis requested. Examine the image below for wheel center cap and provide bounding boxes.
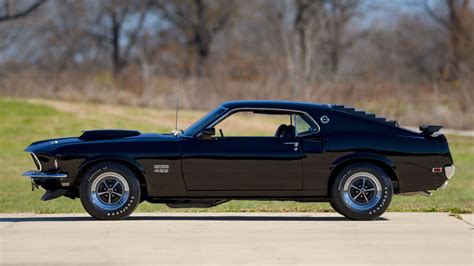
[360,188,366,193]
[108,188,113,193]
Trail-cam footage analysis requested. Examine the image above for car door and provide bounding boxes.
[181,136,303,191]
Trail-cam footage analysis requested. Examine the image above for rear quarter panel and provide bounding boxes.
[305,108,452,193]
[324,132,451,192]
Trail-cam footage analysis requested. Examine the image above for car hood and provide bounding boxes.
[24,130,178,154]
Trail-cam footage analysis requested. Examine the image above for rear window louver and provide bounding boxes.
[330,105,399,127]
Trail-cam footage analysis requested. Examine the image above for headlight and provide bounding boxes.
[31,153,42,171]
[30,153,57,171]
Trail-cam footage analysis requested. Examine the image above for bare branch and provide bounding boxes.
[122,1,150,63]
[342,30,369,50]
[423,1,450,29]
[0,0,46,22]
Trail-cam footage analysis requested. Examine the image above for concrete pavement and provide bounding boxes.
[0,212,473,265]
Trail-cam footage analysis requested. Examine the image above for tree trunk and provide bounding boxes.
[193,0,209,76]
[111,12,122,77]
[329,22,341,76]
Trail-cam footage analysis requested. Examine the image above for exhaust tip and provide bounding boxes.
[419,191,432,197]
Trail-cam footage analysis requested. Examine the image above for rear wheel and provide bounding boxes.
[331,163,393,220]
[329,201,343,216]
[80,162,140,220]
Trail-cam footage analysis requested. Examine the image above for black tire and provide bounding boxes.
[329,201,344,216]
[331,163,393,220]
[80,162,141,220]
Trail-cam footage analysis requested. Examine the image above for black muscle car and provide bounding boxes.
[23,100,455,220]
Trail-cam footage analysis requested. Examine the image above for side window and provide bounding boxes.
[209,109,318,138]
[214,111,291,137]
[293,113,318,136]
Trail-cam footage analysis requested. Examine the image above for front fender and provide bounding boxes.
[77,154,145,178]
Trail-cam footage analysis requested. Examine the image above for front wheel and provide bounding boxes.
[331,163,393,220]
[80,162,141,220]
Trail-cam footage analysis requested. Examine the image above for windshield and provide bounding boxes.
[182,106,227,136]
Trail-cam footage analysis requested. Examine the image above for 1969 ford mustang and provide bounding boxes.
[23,100,455,220]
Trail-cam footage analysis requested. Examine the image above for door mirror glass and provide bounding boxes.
[198,128,215,139]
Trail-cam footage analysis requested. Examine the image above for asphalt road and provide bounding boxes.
[0,212,472,265]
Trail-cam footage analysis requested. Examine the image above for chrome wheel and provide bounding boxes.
[342,172,382,211]
[90,172,130,211]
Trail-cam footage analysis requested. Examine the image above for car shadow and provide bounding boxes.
[0,215,387,222]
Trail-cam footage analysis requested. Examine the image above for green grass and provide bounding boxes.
[0,97,472,214]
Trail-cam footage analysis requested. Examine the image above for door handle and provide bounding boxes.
[284,142,299,151]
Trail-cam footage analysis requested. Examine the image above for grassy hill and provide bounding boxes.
[0,97,472,214]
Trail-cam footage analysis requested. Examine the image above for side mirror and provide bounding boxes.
[197,128,215,139]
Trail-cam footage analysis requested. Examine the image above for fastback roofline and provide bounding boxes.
[330,104,399,127]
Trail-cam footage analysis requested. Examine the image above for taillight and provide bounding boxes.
[444,165,455,180]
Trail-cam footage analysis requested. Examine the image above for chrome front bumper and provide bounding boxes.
[22,171,67,180]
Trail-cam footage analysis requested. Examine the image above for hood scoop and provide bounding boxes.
[79,130,141,141]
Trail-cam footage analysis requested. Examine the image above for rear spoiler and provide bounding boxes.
[419,125,443,136]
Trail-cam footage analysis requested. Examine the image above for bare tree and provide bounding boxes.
[294,0,315,68]
[0,1,97,70]
[294,0,325,80]
[292,0,365,79]
[424,0,472,80]
[323,0,364,76]
[90,0,151,76]
[154,0,237,76]
[0,0,45,23]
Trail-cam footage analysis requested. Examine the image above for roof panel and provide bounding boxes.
[220,100,327,110]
